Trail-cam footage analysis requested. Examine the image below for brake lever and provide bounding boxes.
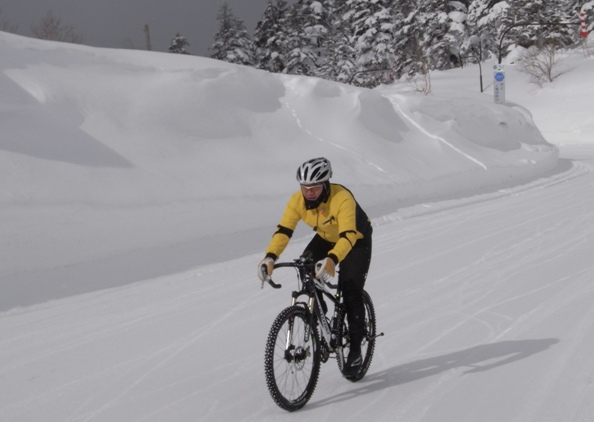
[261,275,282,289]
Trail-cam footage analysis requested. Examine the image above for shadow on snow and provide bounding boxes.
[308,338,559,409]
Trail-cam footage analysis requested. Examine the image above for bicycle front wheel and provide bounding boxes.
[264,306,321,411]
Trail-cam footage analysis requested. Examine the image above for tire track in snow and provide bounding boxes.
[387,95,488,170]
[75,279,263,422]
[373,159,593,226]
[282,78,391,177]
[359,157,594,421]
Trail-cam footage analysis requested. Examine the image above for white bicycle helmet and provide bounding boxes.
[296,157,332,184]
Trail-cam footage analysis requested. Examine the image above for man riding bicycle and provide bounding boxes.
[257,157,373,378]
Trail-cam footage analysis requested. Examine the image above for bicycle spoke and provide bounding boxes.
[264,306,321,411]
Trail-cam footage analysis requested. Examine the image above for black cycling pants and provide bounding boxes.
[303,231,372,352]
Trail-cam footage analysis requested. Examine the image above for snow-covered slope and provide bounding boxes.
[0,31,560,309]
[1,30,594,421]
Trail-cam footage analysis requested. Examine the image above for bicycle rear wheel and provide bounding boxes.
[337,289,376,382]
[264,306,321,411]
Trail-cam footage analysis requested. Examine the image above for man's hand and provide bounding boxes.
[315,257,336,282]
[257,257,275,282]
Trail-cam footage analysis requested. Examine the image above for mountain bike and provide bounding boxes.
[261,255,383,411]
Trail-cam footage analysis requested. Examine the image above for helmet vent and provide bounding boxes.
[296,157,332,184]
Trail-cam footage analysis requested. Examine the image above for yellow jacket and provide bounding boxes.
[266,184,371,263]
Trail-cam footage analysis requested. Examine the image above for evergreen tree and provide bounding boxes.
[540,0,577,47]
[565,0,588,37]
[407,0,466,71]
[283,0,332,75]
[549,0,576,46]
[509,0,571,48]
[316,0,358,83]
[169,33,191,54]
[391,0,428,78]
[345,0,395,87]
[480,0,576,61]
[464,0,501,62]
[245,0,588,84]
[210,2,255,66]
[444,0,470,67]
[254,0,291,72]
[469,0,514,61]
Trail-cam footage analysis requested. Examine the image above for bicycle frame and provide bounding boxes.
[297,270,338,345]
[264,258,346,355]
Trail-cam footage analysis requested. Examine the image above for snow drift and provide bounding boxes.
[0,30,556,309]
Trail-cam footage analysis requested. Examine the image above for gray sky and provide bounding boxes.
[1,0,286,56]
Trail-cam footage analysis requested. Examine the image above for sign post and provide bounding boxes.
[493,64,506,104]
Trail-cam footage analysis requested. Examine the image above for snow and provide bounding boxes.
[1,30,594,421]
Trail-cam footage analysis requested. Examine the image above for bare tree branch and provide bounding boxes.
[518,44,563,87]
[31,9,83,44]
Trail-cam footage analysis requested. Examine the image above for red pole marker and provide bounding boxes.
[580,12,589,39]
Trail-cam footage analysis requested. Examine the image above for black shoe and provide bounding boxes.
[342,350,362,378]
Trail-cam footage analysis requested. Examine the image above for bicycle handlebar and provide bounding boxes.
[274,261,310,270]
[260,261,305,289]
[261,275,282,289]
[261,259,338,290]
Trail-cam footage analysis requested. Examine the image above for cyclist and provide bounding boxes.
[257,157,373,378]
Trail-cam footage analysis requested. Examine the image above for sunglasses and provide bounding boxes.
[300,183,324,191]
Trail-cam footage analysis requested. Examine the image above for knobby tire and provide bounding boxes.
[337,289,376,382]
[264,306,321,411]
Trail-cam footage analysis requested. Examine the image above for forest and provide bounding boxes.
[207,0,593,87]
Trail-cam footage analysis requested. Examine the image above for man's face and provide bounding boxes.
[300,183,324,202]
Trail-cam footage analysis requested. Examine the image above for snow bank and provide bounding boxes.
[0,31,558,309]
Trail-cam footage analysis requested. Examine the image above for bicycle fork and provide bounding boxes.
[281,294,318,363]
[283,313,310,365]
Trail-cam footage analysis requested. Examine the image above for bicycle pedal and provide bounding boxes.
[369,332,385,340]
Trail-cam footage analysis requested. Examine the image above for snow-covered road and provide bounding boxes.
[2,151,594,422]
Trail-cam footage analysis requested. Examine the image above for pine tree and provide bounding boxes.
[246,0,588,83]
[169,33,190,54]
[412,0,459,71]
[565,0,589,36]
[283,0,332,76]
[469,0,515,62]
[391,0,428,78]
[539,0,577,47]
[445,0,470,67]
[464,0,501,62]
[210,2,255,66]
[508,0,564,48]
[345,0,395,87]
[317,0,358,83]
[253,0,291,72]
